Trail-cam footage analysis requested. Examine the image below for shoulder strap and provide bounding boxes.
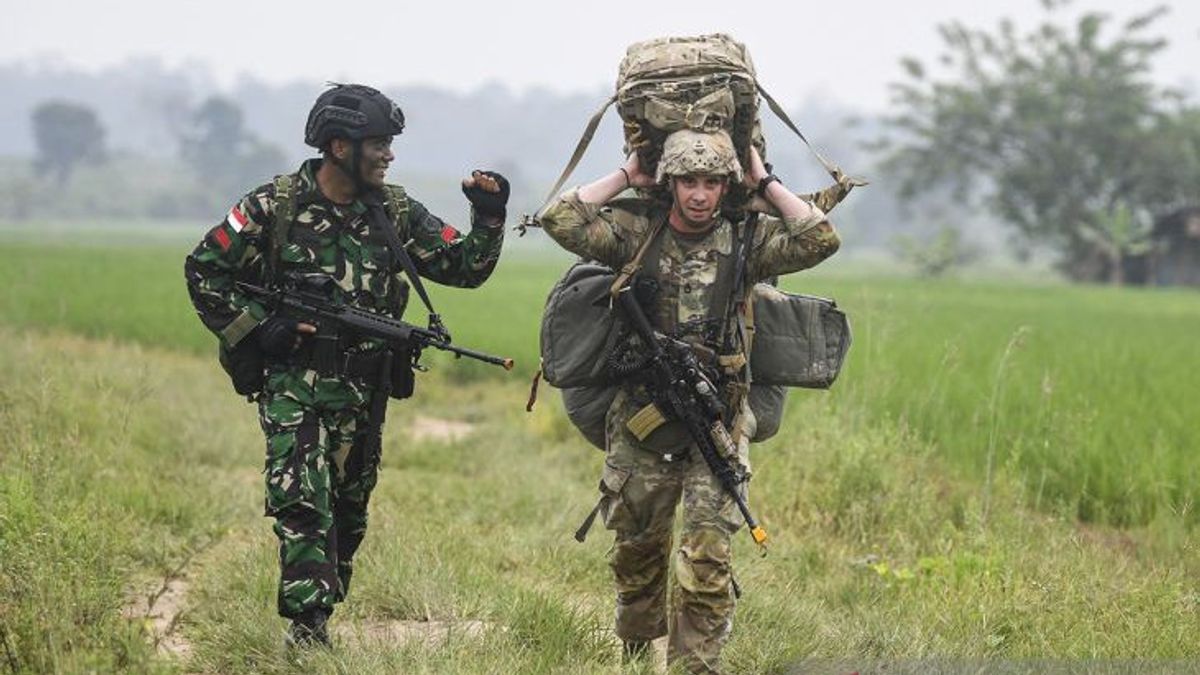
[529,95,618,226]
[383,184,410,236]
[366,191,449,340]
[269,174,296,284]
[608,218,665,300]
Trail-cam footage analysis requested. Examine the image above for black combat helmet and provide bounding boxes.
[304,84,405,149]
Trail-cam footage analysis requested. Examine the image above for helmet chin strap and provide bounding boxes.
[331,139,370,195]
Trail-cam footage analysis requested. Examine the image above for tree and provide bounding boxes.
[876,1,1200,282]
[893,224,981,278]
[179,96,285,195]
[30,101,106,184]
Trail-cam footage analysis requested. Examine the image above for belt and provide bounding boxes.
[277,334,391,385]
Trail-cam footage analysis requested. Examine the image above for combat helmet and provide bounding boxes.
[654,129,743,183]
[304,84,405,149]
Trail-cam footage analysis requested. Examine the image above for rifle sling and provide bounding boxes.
[366,201,442,323]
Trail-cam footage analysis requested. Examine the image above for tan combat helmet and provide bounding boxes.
[654,129,743,184]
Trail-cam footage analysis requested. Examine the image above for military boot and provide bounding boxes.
[285,608,332,650]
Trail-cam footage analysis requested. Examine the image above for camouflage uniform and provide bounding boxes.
[185,158,503,620]
[540,188,837,673]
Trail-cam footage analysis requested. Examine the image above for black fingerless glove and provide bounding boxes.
[462,170,510,219]
[256,316,301,358]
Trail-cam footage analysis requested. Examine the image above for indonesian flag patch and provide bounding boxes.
[226,205,249,232]
[441,225,461,244]
[210,226,232,251]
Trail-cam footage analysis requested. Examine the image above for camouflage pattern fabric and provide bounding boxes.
[601,389,753,674]
[185,159,503,350]
[258,369,378,617]
[540,188,838,673]
[184,158,504,620]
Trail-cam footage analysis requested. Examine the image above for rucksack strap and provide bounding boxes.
[527,95,618,227]
[608,219,665,301]
[270,174,296,284]
[756,83,868,188]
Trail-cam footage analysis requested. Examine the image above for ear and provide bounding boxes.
[329,138,351,161]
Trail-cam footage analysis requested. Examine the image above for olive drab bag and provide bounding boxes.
[748,284,852,389]
[539,270,851,449]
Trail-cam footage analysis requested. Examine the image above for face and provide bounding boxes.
[670,174,727,230]
[357,136,394,188]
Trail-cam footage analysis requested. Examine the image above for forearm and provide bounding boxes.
[539,188,630,266]
[407,197,503,288]
[576,169,631,204]
[761,179,823,222]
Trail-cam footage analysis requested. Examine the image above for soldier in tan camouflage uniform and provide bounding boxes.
[540,129,839,673]
[184,84,507,648]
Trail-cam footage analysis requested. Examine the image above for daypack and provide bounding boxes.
[748,284,852,389]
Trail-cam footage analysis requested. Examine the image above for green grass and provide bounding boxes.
[1,237,1198,671]
[1,241,1195,525]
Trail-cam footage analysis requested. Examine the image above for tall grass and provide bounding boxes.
[2,241,1196,526]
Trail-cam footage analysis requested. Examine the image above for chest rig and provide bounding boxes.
[611,214,758,449]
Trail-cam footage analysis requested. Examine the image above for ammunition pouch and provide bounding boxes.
[625,401,692,455]
[219,338,266,397]
[278,334,414,399]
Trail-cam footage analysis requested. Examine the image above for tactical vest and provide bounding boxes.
[267,174,410,285]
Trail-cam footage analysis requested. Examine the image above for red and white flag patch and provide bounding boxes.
[440,225,461,244]
[210,225,232,251]
[226,205,249,233]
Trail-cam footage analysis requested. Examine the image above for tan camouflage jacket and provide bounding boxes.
[185,159,504,348]
[540,188,839,345]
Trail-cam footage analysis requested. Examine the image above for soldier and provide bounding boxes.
[184,84,507,648]
[539,129,839,673]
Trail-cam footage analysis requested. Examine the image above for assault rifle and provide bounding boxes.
[614,279,768,551]
[237,274,514,371]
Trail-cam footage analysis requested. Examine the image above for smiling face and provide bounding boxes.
[669,174,728,231]
[356,136,394,189]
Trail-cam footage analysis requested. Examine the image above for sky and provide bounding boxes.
[4,0,1198,112]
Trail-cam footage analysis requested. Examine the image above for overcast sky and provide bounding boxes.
[4,0,1198,111]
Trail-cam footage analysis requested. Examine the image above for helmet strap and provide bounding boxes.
[330,138,370,195]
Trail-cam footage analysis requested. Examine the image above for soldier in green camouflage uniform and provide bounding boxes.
[184,84,507,647]
[540,129,840,673]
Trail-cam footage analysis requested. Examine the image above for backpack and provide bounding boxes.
[526,33,859,227]
[616,34,764,179]
[217,174,410,397]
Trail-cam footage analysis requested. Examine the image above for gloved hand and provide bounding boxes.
[461,170,510,219]
[256,316,304,358]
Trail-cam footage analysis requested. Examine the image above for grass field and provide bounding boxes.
[1,233,1198,673]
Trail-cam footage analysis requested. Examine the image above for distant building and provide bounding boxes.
[1144,207,1200,287]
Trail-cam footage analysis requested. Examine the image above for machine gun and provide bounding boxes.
[237,273,514,372]
[613,278,768,551]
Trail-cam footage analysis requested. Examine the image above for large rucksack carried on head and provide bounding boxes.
[526,33,861,228]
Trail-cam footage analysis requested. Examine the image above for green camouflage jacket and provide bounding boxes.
[185,159,504,348]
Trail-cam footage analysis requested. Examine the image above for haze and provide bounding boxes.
[4,0,1198,111]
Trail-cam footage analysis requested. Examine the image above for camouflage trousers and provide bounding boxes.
[597,390,754,675]
[257,367,384,619]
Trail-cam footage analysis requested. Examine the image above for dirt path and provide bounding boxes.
[409,416,476,443]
